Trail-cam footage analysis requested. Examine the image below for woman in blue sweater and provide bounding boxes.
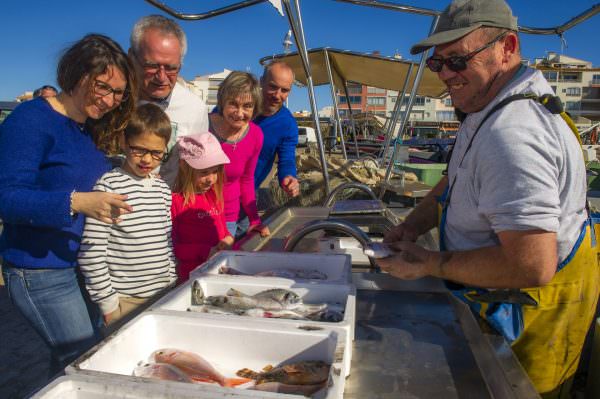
[0,34,136,371]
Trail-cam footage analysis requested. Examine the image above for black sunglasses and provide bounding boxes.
[426,32,507,73]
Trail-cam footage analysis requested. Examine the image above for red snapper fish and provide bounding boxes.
[150,348,250,387]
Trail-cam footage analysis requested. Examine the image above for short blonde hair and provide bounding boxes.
[217,71,262,118]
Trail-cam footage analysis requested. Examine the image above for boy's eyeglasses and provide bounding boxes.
[425,32,507,73]
[94,80,128,102]
[127,145,166,161]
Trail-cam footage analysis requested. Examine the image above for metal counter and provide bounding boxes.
[237,207,539,398]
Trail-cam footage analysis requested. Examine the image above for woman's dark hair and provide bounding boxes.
[57,34,137,154]
[124,103,172,145]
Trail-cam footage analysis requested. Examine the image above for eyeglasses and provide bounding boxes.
[133,52,180,77]
[93,80,128,102]
[127,144,166,161]
[426,32,507,73]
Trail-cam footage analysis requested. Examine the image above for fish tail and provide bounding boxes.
[224,377,253,387]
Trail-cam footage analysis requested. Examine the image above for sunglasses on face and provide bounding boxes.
[426,32,507,73]
[127,144,166,161]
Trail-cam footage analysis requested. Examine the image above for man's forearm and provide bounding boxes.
[403,177,448,236]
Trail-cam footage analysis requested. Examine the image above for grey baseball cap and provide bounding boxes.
[410,0,517,55]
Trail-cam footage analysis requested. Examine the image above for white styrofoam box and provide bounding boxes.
[317,236,374,266]
[67,312,346,399]
[191,251,352,284]
[583,146,597,162]
[151,275,356,375]
[31,374,244,399]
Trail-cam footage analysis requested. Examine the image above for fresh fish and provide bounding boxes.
[191,280,204,306]
[150,348,250,387]
[252,381,327,397]
[245,308,308,319]
[204,288,301,311]
[237,360,330,386]
[133,362,192,383]
[219,266,327,280]
[187,304,245,315]
[363,242,394,259]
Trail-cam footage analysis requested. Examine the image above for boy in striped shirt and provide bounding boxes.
[79,104,176,326]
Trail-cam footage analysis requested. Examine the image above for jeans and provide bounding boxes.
[2,264,101,373]
[226,221,238,238]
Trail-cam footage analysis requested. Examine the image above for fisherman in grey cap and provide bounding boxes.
[380,1,598,397]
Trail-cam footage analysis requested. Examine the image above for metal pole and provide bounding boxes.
[324,49,348,160]
[379,63,413,168]
[380,15,440,199]
[342,82,360,157]
[282,0,330,193]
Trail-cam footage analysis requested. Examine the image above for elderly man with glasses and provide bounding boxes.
[129,15,209,187]
[379,0,599,397]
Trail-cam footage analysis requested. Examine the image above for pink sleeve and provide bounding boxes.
[240,123,263,226]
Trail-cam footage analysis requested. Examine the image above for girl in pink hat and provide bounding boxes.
[171,133,234,281]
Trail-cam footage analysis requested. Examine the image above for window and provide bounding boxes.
[550,85,557,94]
[367,97,385,106]
[391,97,396,103]
[436,111,457,121]
[339,96,362,104]
[444,98,453,106]
[561,73,580,82]
[347,84,362,94]
[565,101,580,111]
[403,96,425,106]
[543,71,558,82]
[565,87,581,96]
[367,86,386,94]
[593,74,600,85]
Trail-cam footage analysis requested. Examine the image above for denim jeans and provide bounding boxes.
[2,264,101,373]
[226,221,238,238]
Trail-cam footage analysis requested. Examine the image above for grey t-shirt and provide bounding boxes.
[444,68,587,263]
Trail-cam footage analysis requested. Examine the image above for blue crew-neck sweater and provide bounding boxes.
[254,106,298,189]
[0,98,109,268]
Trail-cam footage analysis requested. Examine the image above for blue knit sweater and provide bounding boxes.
[0,98,109,268]
[254,106,298,189]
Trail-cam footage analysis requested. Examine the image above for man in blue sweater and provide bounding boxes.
[254,61,300,197]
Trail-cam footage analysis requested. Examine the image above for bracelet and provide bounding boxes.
[69,190,76,217]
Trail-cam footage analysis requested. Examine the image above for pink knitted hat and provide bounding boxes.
[177,133,230,170]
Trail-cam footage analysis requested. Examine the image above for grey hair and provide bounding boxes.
[130,15,187,60]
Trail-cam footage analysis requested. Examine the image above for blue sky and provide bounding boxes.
[1,0,598,112]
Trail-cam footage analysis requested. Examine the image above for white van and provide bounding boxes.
[298,126,317,146]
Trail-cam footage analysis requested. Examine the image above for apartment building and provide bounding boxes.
[531,52,600,121]
[186,69,232,107]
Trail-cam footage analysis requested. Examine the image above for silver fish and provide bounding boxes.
[203,288,302,311]
[219,266,328,280]
[363,242,394,259]
[187,304,245,315]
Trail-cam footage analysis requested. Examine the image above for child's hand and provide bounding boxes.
[103,310,118,325]
[217,235,234,250]
[249,224,270,237]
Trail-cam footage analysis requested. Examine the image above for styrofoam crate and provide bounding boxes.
[67,312,346,399]
[31,374,242,398]
[191,251,352,284]
[151,275,356,376]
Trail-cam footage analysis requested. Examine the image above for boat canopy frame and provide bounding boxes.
[145,0,600,196]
